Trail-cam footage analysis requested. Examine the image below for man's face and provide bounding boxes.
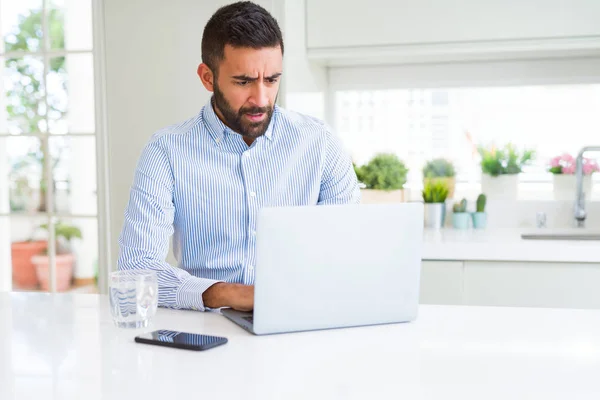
[210,45,282,139]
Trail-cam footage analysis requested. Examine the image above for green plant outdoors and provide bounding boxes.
[476,193,487,213]
[6,8,66,212]
[422,180,449,203]
[477,143,535,176]
[422,158,456,178]
[354,153,409,191]
[38,221,82,254]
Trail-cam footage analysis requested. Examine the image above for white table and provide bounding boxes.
[2,293,600,399]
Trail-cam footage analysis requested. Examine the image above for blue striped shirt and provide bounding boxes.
[117,97,360,311]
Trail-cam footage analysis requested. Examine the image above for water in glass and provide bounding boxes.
[109,270,158,328]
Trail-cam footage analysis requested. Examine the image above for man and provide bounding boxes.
[117,1,360,312]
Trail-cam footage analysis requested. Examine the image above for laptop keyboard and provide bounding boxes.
[242,316,254,324]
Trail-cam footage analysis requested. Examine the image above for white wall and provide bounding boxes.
[279,0,328,121]
[103,0,276,269]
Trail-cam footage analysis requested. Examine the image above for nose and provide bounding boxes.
[249,82,269,108]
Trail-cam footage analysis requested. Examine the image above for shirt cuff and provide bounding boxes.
[175,276,223,311]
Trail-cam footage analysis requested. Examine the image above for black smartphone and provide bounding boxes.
[134,330,228,351]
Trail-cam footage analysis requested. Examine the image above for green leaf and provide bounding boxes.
[422,158,456,178]
[354,153,408,191]
[478,143,535,176]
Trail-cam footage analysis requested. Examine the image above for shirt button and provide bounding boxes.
[243,152,250,157]
[250,192,256,197]
[251,230,256,236]
[215,138,221,143]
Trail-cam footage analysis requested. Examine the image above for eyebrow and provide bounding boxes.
[231,73,282,81]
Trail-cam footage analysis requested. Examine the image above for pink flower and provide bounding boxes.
[549,156,561,168]
[582,158,599,175]
[562,153,574,163]
[549,153,599,175]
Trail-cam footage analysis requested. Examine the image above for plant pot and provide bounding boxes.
[452,213,470,229]
[31,253,75,292]
[481,173,518,200]
[360,189,407,204]
[552,174,592,201]
[471,212,487,229]
[11,240,48,289]
[424,177,456,199]
[424,202,446,229]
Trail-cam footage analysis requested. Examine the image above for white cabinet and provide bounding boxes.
[419,260,600,309]
[306,0,600,65]
[419,261,464,305]
[307,0,600,49]
[463,261,600,309]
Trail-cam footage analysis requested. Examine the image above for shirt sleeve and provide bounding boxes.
[317,129,361,205]
[117,138,222,311]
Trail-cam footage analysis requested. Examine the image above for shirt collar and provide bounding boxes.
[202,96,275,143]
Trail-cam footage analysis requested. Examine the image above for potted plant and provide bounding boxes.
[472,193,487,229]
[549,153,598,201]
[452,198,470,229]
[422,179,449,229]
[478,143,535,200]
[31,221,82,291]
[11,239,48,289]
[423,158,456,199]
[355,153,409,203]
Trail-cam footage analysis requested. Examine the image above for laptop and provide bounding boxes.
[221,202,423,335]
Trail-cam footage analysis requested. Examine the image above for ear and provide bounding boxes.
[197,63,215,92]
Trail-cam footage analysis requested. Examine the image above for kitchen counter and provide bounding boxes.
[422,228,600,263]
[3,292,600,399]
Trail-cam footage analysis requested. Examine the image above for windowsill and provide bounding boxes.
[402,182,600,202]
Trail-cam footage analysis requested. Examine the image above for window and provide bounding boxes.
[0,0,98,293]
[335,84,600,200]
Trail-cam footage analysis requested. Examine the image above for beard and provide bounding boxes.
[212,81,275,139]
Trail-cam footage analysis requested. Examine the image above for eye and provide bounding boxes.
[235,80,249,86]
[266,78,279,84]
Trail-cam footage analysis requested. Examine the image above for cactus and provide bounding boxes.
[453,198,467,213]
[476,193,487,213]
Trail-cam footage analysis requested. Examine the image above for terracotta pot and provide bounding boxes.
[11,241,48,289]
[31,253,75,292]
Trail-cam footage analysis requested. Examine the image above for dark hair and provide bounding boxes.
[202,1,284,74]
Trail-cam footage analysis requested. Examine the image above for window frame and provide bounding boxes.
[0,0,110,293]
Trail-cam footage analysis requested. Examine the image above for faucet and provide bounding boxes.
[574,146,600,227]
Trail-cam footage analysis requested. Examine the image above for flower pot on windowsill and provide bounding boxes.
[424,202,446,229]
[471,212,487,229]
[481,173,518,200]
[452,212,470,229]
[360,188,407,204]
[11,240,48,289]
[552,174,592,201]
[31,253,75,292]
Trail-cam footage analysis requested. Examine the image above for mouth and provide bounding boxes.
[245,112,265,122]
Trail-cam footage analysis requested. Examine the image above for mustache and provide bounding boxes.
[239,106,271,115]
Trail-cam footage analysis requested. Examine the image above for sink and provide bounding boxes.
[521,228,600,241]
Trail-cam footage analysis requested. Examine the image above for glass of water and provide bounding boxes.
[109,270,158,328]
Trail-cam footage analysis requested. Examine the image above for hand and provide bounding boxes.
[203,282,254,311]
